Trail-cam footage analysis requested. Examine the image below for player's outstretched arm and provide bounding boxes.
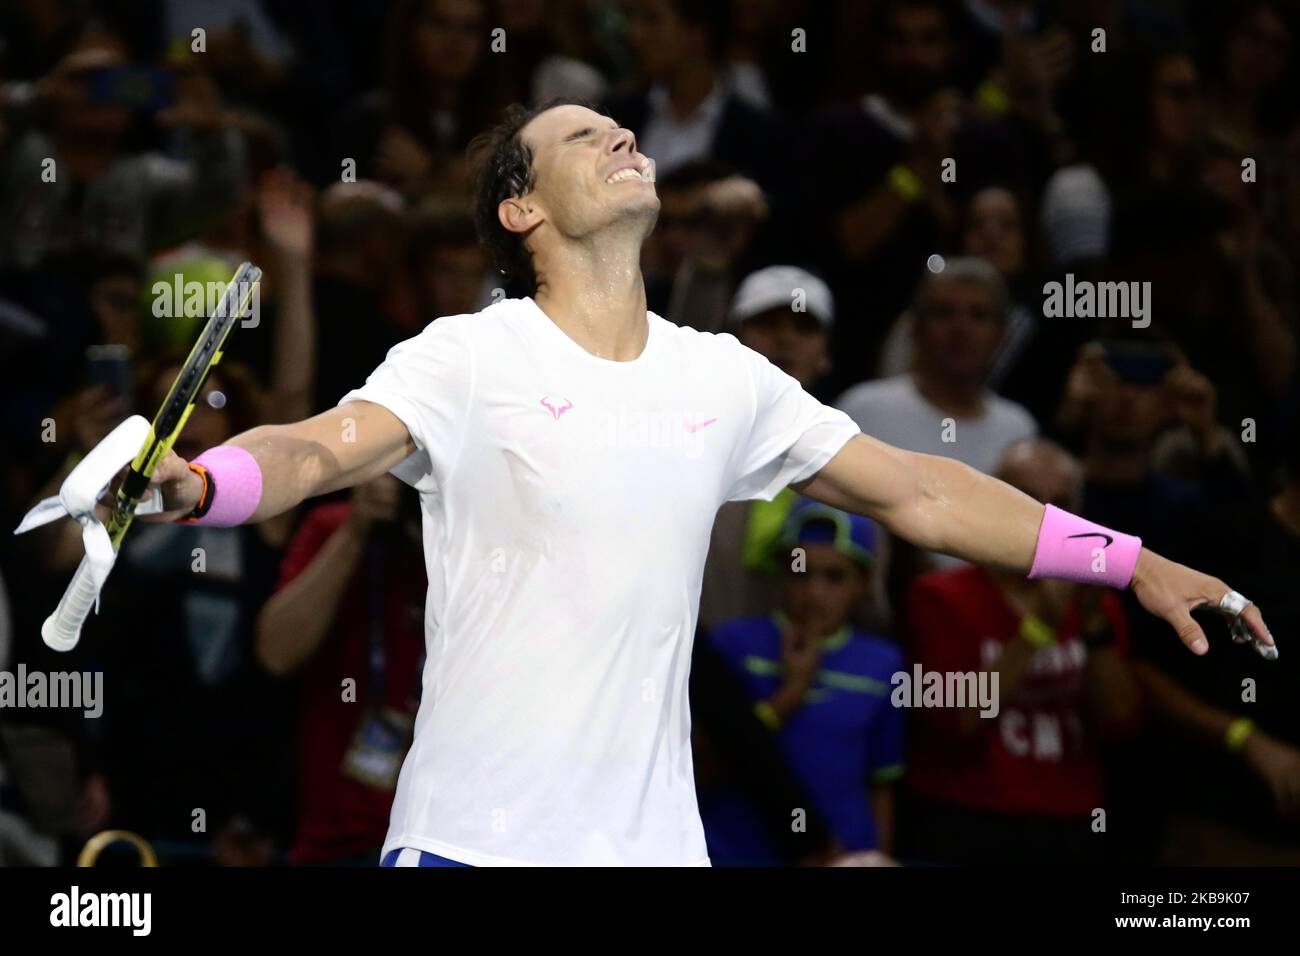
[795,433,1277,658]
[140,400,415,524]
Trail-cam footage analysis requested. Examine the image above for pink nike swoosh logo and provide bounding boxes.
[685,417,718,433]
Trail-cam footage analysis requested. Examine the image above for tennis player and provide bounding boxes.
[137,102,1275,866]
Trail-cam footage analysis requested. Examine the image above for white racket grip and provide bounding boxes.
[42,554,101,652]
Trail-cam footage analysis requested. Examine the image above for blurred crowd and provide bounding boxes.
[1,0,1298,867]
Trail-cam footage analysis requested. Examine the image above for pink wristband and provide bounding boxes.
[1028,504,1142,589]
[189,446,263,527]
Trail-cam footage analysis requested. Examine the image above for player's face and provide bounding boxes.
[783,545,868,638]
[518,105,659,242]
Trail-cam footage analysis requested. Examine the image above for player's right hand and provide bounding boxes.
[139,450,205,522]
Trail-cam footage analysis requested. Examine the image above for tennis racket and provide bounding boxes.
[42,261,262,651]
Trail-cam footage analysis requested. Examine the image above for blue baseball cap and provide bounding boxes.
[775,498,876,569]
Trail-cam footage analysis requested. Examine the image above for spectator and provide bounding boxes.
[837,258,1037,478]
[879,185,1037,389]
[983,164,1111,422]
[407,196,492,322]
[1197,128,1298,409]
[0,0,86,81]
[1199,0,1297,157]
[699,266,835,634]
[953,0,1078,166]
[0,39,246,275]
[496,0,608,107]
[1108,182,1296,460]
[1055,336,1251,550]
[256,476,426,865]
[1126,408,1300,863]
[312,181,411,414]
[608,0,785,191]
[840,257,1035,600]
[146,161,318,424]
[962,185,1029,290]
[0,561,63,866]
[87,357,294,860]
[960,185,1044,400]
[705,498,904,865]
[332,0,504,201]
[1,251,145,517]
[806,0,1038,387]
[639,159,768,323]
[900,438,1141,865]
[159,0,297,99]
[1052,0,1191,160]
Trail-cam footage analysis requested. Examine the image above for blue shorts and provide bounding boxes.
[380,847,473,867]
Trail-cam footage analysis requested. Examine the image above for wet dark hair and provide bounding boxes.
[470,98,597,298]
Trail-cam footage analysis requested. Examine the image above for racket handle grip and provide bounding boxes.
[42,554,99,652]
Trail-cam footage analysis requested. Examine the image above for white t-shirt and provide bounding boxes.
[340,296,860,866]
[836,374,1037,476]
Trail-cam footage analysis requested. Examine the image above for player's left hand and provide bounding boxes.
[1130,549,1276,659]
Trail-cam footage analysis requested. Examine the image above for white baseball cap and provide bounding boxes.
[729,265,834,328]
